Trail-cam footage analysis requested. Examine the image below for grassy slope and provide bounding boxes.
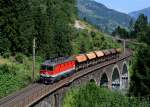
[0,56,41,98]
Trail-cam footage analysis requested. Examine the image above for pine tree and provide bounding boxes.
[137,27,150,45]
[33,6,54,58]
[16,0,34,54]
[53,18,73,57]
[129,44,150,97]
[47,0,73,57]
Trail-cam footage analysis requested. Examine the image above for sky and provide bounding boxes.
[95,0,150,13]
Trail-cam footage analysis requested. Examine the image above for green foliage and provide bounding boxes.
[112,14,150,40]
[72,30,120,54]
[112,26,129,39]
[63,83,149,107]
[137,26,150,45]
[134,14,148,33]
[52,18,73,57]
[0,37,11,55]
[127,14,150,98]
[130,14,150,39]
[126,41,143,51]
[129,44,150,97]
[2,52,11,58]
[0,64,17,75]
[15,53,26,63]
[0,56,41,98]
[0,0,76,58]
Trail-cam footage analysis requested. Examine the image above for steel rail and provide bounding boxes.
[0,84,43,106]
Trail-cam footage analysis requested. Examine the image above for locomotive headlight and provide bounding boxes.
[41,73,49,77]
[44,73,49,77]
[45,74,49,77]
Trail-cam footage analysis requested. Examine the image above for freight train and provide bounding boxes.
[40,48,122,84]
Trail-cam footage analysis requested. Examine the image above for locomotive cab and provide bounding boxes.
[40,64,56,84]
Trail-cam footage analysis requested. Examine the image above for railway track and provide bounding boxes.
[0,84,43,107]
[0,51,132,107]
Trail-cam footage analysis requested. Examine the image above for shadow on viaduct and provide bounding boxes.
[32,57,130,107]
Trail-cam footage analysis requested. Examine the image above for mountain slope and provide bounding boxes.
[129,7,150,22]
[72,20,120,54]
[77,0,132,33]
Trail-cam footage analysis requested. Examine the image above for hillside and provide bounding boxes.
[72,20,120,54]
[0,0,121,98]
[129,7,150,22]
[77,0,132,33]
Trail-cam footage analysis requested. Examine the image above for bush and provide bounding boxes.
[15,53,26,63]
[63,83,149,107]
[0,64,17,75]
[0,55,41,98]
[2,52,11,58]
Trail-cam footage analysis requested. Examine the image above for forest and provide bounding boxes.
[0,0,76,58]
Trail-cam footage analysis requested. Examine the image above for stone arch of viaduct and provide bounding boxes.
[32,58,130,107]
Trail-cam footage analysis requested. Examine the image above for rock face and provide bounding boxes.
[129,7,150,22]
[77,0,132,33]
[74,20,85,29]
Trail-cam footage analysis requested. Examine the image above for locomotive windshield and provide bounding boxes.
[41,65,54,71]
[47,66,54,71]
[41,65,47,70]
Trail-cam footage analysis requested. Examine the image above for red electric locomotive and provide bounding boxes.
[40,57,76,84]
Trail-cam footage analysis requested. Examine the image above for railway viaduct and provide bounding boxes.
[0,50,132,107]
